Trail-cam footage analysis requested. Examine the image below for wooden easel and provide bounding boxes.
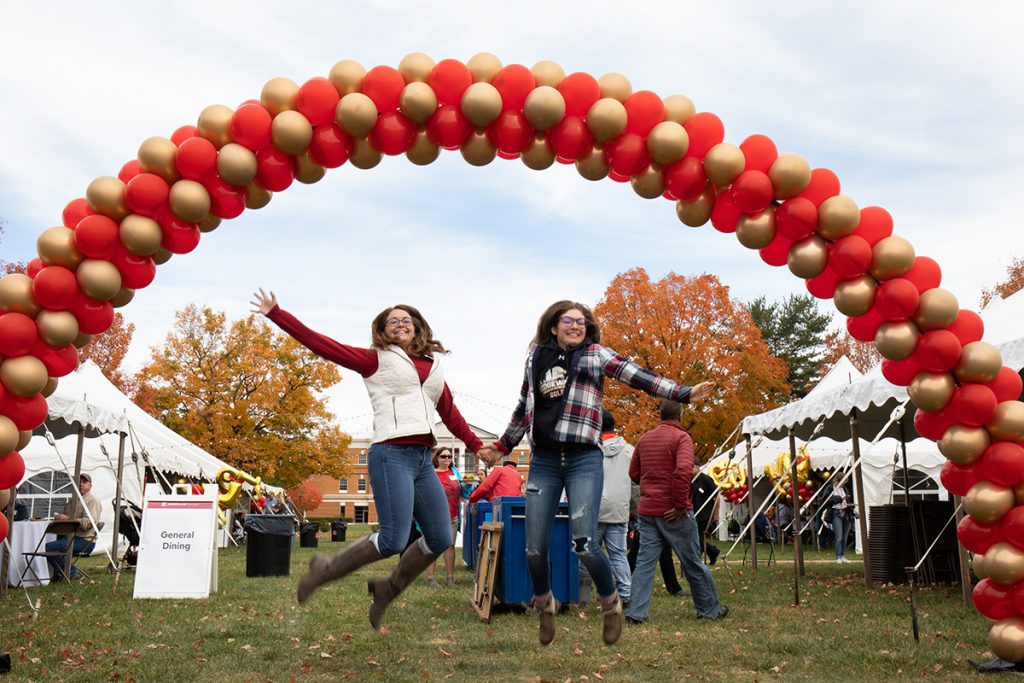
[471,522,503,622]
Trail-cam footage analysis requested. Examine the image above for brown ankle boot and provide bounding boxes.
[535,593,559,646]
[368,540,437,631]
[601,593,623,645]
[297,536,382,604]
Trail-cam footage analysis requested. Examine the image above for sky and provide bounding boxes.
[1,2,1022,437]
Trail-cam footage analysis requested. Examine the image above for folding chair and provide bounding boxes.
[19,520,82,585]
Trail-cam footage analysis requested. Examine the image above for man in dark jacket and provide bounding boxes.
[690,471,721,565]
[624,400,727,623]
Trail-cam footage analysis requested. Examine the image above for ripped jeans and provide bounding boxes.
[525,444,616,600]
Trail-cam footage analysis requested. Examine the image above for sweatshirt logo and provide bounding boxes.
[539,366,567,401]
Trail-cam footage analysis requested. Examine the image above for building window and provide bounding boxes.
[357,478,366,493]
[354,506,369,524]
[357,451,367,465]
[17,470,73,519]
[518,453,527,465]
[338,478,347,492]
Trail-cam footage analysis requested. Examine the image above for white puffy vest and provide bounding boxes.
[363,346,445,444]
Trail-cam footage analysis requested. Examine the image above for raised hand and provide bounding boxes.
[250,288,278,316]
[689,381,716,402]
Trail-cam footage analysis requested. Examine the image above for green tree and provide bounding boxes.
[748,294,833,398]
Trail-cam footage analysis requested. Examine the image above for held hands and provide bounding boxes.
[249,288,278,316]
[689,381,716,402]
[476,444,502,467]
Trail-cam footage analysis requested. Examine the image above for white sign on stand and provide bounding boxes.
[134,484,219,599]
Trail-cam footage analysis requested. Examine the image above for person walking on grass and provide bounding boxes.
[252,289,497,632]
[491,300,714,646]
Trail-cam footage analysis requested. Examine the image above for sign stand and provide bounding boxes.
[134,484,218,599]
[472,521,503,622]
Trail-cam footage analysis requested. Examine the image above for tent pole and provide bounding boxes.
[899,417,924,581]
[1,488,16,595]
[745,434,757,571]
[109,433,127,573]
[788,429,805,578]
[848,410,872,586]
[65,425,86,579]
[953,497,972,607]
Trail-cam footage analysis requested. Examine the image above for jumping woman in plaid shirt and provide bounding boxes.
[492,300,714,647]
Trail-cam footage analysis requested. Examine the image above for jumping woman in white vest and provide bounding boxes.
[251,289,498,632]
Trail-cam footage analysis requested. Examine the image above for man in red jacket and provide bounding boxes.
[624,400,727,624]
[469,462,524,503]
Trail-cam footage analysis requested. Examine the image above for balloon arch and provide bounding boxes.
[1,52,1023,657]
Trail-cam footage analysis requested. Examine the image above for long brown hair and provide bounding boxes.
[370,304,448,357]
[533,300,601,344]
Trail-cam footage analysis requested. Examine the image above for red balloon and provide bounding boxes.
[663,157,706,201]
[759,234,795,267]
[807,267,842,299]
[730,171,773,215]
[740,134,778,174]
[827,235,872,279]
[118,159,143,184]
[62,198,93,229]
[913,329,961,372]
[426,104,472,149]
[776,197,818,241]
[982,441,1024,488]
[487,110,534,155]
[170,125,201,145]
[623,91,664,137]
[973,579,1018,620]
[492,64,535,111]
[26,259,43,278]
[873,278,920,321]
[369,111,417,155]
[72,297,114,335]
[914,406,953,440]
[74,214,121,259]
[607,170,630,183]
[881,356,922,386]
[296,77,340,126]
[125,173,171,216]
[0,313,40,356]
[710,192,742,234]
[362,65,404,112]
[988,366,1024,403]
[0,451,26,489]
[902,257,942,294]
[111,250,156,289]
[957,514,1002,553]
[255,146,295,192]
[558,72,601,117]
[309,124,352,168]
[175,137,218,181]
[947,310,984,346]
[547,116,592,161]
[32,266,79,310]
[34,340,78,377]
[157,214,201,255]
[0,512,7,544]
[604,133,650,177]
[0,390,46,431]
[796,168,841,207]
[428,59,473,107]
[230,103,273,151]
[683,112,725,160]
[501,151,523,161]
[854,206,893,246]
[947,383,999,428]
[204,175,246,219]
[846,308,884,341]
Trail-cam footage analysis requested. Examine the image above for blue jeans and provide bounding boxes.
[625,514,722,621]
[833,510,850,559]
[525,445,617,600]
[367,443,451,557]
[45,536,95,578]
[599,522,631,602]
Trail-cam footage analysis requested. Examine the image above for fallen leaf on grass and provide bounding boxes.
[300,663,312,673]
[320,652,332,659]
[241,644,253,652]
[439,648,451,658]
[934,664,943,673]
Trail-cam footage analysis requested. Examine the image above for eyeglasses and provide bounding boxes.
[439,454,452,459]
[560,316,586,327]
[385,317,414,328]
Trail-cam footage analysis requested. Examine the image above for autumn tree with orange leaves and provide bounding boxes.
[594,268,790,461]
[138,304,351,488]
[78,313,137,393]
[287,478,324,518]
[820,328,882,374]
[981,256,1024,308]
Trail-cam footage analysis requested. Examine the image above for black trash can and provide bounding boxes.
[244,514,294,577]
[331,520,348,542]
[300,522,320,548]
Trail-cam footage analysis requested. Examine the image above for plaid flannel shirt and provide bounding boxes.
[497,343,693,453]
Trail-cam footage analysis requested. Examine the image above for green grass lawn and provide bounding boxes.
[0,530,992,682]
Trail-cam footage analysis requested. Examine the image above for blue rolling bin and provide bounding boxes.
[492,496,579,605]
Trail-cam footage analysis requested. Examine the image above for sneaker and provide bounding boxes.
[698,604,729,620]
[625,616,645,625]
[446,575,455,587]
[427,577,439,587]
[70,572,85,581]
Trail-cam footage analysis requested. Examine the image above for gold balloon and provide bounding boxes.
[76,259,122,301]
[816,195,860,239]
[631,165,665,199]
[787,235,829,279]
[217,143,258,186]
[736,208,776,250]
[988,401,1024,443]
[874,321,920,360]
[647,122,689,166]
[531,60,565,87]
[598,73,632,101]
[272,110,313,155]
[769,153,812,200]
[36,310,79,347]
[328,60,366,96]
[119,214,162,256]
[199,215,223,232]
[460,82,502,128]
[0,356,48,397]
[954,342,1003,384]
[870,235,916,280]
[675,186,715,227]
[197,104,234,148]
[244,184,272,210]
[169,180,211,223]
[965,485,1015,525]
[0,273,39,316]
[575,145,608,181]
[260,77,299,117]
[0,488,9,511]
[349,138,382,170]
[662,95,696,124]
[908,371,956,412]
[111,288,135,308]
[467,52,502,83]
[586,98,628,142]
[86,176,129,220]
[400,82,438,125]
[294,153,326,184]
[37,226,83,268]
[521,133,556,171]
[398,52,435,83]
[523,86,566,131]
[989,617,1024,663]
[336,93,378,137]
[16,429,32,450]
[703,143,745,187]
[0,415,18,455]
[833,275,877,317]
[912,288,959,330]
[460,131,497,167]
[938,425,990,465]
[73,332,93,348]
[152,247,173,266]
[985,543,1024,585]
[41,376,58,398]
[137,137,180,183]
[406,131,440,166]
